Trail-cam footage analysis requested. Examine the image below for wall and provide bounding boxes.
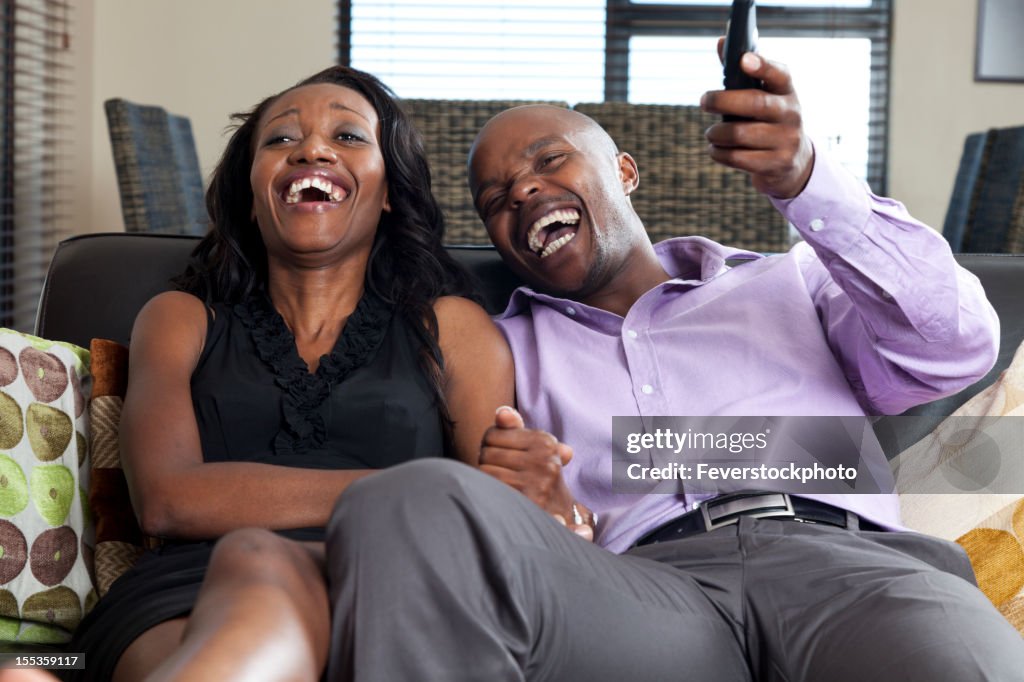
[70,2,96,241]
[890,0,1024,229]
[76,0,335,234]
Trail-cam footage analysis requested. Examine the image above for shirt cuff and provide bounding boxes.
[769,147,873,257]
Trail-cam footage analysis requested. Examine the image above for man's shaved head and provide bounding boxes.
[469,104,618,175]
[465,103,661,306]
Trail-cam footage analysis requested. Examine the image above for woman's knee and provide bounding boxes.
[113,618,189,682]
[207,528,318,588]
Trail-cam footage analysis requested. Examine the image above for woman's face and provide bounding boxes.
[249,83,390,263]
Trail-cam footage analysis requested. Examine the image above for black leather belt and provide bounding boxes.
[633,493,883,547]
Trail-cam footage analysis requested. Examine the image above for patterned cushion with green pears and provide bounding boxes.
[0,328,93,646]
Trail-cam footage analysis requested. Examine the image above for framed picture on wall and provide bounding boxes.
[976,0,1024,82]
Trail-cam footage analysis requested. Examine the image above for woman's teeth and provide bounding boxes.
[284,177,348,204]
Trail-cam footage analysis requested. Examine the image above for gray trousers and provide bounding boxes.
[325,459,1024,681]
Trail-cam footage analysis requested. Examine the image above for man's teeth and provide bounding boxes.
[527,208,580,253]
[284,177,347,204]
[540,231,576,258]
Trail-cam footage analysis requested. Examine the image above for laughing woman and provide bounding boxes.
[65,66,513,681]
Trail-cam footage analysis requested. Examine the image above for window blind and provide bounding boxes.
[0,0,73,332]
[338,0,890,192]
[341,0,607,101]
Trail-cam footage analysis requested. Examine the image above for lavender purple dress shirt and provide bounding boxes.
[494,151,1000,554]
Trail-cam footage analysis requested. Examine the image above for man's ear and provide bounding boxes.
[618,152,639,196]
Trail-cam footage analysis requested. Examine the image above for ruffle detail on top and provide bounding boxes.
[234,290,393,456]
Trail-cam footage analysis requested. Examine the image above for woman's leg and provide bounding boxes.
[112,618,188,681]
[0,670,61,681]
[116,529,329,682]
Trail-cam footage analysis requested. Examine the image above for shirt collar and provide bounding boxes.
[495,236,764,320]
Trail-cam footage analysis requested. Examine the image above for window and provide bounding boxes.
[0,1,73,331]
[342,0,607,101]
[338,0,891,192]
[628,35,872,186]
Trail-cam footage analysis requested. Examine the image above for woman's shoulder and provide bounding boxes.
[431,295,505,343]
[140,289,207,313]
[431,295,510,363]
[431,295,492,325]
[135,290,210,329]
[131,291,211,360]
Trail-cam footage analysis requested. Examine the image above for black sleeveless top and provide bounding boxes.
[65,292,449,682]
[190,291,445,472]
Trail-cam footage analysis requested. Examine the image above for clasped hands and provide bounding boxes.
[480,406,596,541]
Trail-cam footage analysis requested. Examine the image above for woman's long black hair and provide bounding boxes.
[175,65,479,444]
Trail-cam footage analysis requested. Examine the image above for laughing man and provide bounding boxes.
[323,50,1024,681]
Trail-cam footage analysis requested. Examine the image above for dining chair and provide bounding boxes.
[959,125,1024,254]
[104,98,208,236]
[942,131,992,252]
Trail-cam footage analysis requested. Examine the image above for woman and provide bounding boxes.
[66,66,513,681]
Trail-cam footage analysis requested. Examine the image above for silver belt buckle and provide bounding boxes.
[699,493,795,531]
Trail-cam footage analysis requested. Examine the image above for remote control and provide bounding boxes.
[723,0,762,120]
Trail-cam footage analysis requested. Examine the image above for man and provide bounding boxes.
[324,51,1024,680]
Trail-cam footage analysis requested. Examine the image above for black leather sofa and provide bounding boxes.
[34,232,1024,453]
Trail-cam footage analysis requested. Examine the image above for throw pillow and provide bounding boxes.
[0,328,94,647]
[88,339,159,597]
[956,500,1024,633]
[894,338,1024,634]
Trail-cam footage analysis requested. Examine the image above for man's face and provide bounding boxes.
[468,106,639,299]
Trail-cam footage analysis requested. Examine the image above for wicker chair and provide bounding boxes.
[963,125,1024,254]
[402,99,570,245]
[104,98,208,236]
[573,102,788,253]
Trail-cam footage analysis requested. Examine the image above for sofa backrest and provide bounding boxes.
[35,233,1024,434]
[33,234,523,350]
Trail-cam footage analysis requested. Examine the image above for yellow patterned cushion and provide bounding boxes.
[957,500,1024,633]
[895,339,1024,635]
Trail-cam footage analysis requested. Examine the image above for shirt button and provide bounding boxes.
[641,384,654,395]
[809,218,825,232]
[565,306,576,316]
[627,329,638,339]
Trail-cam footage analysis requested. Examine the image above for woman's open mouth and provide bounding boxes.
[282,176,349,205]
